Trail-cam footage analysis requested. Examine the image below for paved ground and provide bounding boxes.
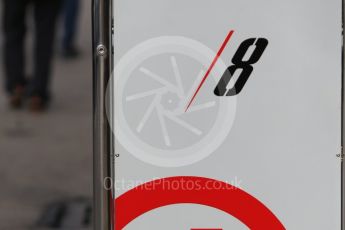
[0,2,93,229]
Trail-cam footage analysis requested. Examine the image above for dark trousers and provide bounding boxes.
[62,0,79,50]
[3,0,61,99]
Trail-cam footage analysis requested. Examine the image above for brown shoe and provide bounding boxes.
[29,96,47,112]
[9,85,25,109]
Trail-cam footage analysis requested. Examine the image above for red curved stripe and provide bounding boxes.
[115,176,285,229]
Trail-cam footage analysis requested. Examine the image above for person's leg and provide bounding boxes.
[3,0,28,95]
[62,0,80,52]
[31,0,61,108]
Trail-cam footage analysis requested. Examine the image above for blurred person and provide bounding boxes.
[3,0,61,111]
[61,0,80,58]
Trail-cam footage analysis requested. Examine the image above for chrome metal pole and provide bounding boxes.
[92,0,112,229]
[340,0,345,230]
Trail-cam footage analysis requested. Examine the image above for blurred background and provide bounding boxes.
[0,1,93,229]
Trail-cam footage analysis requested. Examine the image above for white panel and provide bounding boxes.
[112,1,342,229]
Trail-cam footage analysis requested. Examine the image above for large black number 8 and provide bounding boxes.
[214,38,268,96]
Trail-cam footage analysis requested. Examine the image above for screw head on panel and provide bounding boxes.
[97,44,107,57]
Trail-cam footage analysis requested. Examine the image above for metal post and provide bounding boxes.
[92,0,113,229]
[340,0,345,230]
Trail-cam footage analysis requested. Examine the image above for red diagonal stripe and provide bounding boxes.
[185,30,234,112]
